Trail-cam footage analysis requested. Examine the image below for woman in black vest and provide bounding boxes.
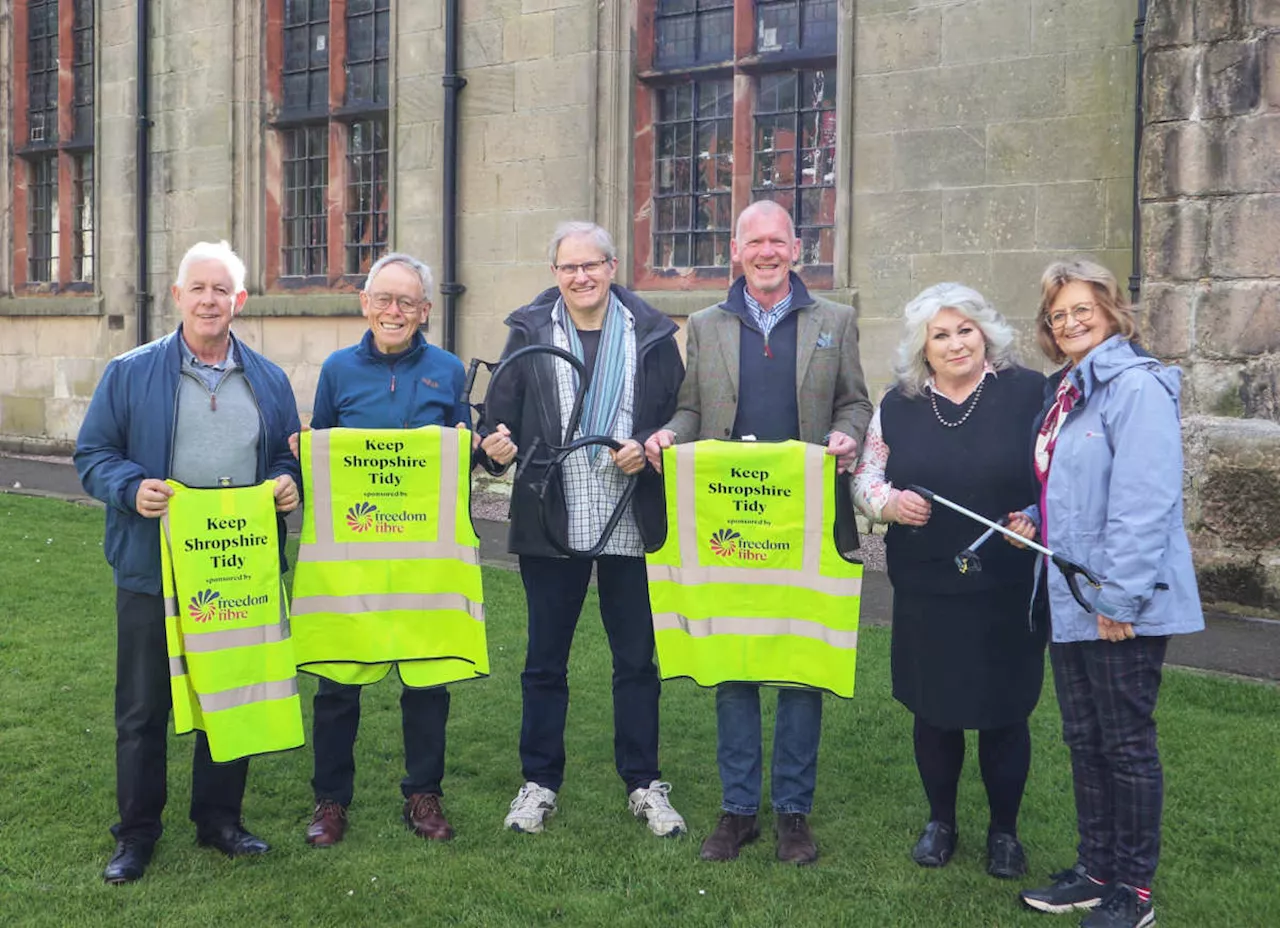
[853,283,1047,879]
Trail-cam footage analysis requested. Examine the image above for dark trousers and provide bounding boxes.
[518,555,661,794]
[114,589,248,843]
[912,715,1031,835]
[311,676,450,806]
[1050,636,1169,888]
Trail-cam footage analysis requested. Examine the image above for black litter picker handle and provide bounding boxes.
[906,484,1103,613]
[472,343,638,559]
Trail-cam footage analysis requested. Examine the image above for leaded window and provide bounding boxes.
[345,118,389,275]
[282,127,329,278]
[283,0,330,115]
[27,155,59,282]
[345,0,390,108]
[26,0,59,145]
[72,153,94,282]
[654,0,735,67]
[73,0,94,141]
[755,0,837,55]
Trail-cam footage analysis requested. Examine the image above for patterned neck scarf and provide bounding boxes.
[558,290,629,462]
[1034,374,1080,485]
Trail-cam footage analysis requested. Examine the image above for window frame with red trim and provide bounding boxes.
[633,0,838,293]
[10,0,96,293]
[264,0,391,292]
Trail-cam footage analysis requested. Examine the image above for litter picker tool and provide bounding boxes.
[906,484,1102,612]
[954,515,1009,576]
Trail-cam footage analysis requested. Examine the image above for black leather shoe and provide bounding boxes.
[911,820,957,867]
[987,830,1027,879]
[103,838,154,884]
[196,822,270,858]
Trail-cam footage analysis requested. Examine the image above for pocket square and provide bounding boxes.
[816,331,833,348]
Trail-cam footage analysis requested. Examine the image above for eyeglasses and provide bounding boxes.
[553,258,612,277]
[1045,302,1096,331]
[368,292,427,313]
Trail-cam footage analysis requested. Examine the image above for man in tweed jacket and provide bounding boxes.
[645,199,872,865]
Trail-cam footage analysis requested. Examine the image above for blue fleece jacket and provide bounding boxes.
[311,329,470,430]
[74,327,302,595]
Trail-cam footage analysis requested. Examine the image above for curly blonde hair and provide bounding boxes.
[893,282,1019,397]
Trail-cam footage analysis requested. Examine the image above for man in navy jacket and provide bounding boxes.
[75,241,301,884]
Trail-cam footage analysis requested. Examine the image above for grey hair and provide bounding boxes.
[547,221,617,265]
[734,198,796,243]
[893,282,1019,397]
[364,252,434,301]
[176,241,247,294]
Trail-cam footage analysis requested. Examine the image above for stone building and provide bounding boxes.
[0,0,1275,613]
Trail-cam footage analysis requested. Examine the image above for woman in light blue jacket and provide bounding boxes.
[1011,260,1203,928]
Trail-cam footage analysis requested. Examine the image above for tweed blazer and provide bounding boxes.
[663,281,873,448]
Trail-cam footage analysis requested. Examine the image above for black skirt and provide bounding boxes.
[890,583,1047,731]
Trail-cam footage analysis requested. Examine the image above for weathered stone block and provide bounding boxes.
[1252,0,1280,26]
[1192,416,1280,548]
[459,211,521,264]
[463,19,505,68]
[1105,176,1135,249]
[853,134,894,193]
[1240,355,1280,421]
[462,64,516,116]
[513,54,592,111]
[850,253,913,320]
[940,0,1030,64]
[1202,41,1263,118]
[987,251,1062,321]
[1036,181,1106,250]
[909,252,993,298]
[892,127,987,190]
[553,7,594,56]
[1208,194,1280,277]
[1142,199,1209,280]
[0,397,47,436]
[396,122,438,173]
[852,191,945,256]
[1265,33,1280,109]
[515,211,565,264]
[1140,280,1197,358]
[1144,46,1200,123]
[1197,280,1280,357]
[460,0,522,22]
[1222,114,1280,192]
[481,108,590,163]
[1195,0,1245,41]
[987,114,1129,185]
[1031,0,1137,54]
[856,10,941,74]
[1140,120,1223,199]
[1145,0,1195,48]
[503,11,554,61]
[1065,46,1134,116]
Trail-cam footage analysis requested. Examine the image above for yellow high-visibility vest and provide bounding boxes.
[291,426,487,687]
[160,480,304,761]
[647,440,862,697]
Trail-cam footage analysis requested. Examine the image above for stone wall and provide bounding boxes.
[851,0,1138,395]
[1142,0,1280,614]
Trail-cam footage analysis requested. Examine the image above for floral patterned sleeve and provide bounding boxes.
[852,404,897,522]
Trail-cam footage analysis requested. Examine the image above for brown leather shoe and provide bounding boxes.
[699,812,759,861]
[776,812,817,864]
[404,793,454,841]
[305,799,348,847]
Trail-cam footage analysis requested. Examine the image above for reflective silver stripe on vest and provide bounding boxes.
[164,597,178,618]
[199,677,300,713]
[652,612,859,650]
[310,429,337,543]
[657,442,858,595]
[299,539,479,564]
[290,591,484,621]
[170,655,188,677]
[182,617,292,653]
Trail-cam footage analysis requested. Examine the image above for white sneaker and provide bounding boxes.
[628,780,686,837]
[504,782,558,834]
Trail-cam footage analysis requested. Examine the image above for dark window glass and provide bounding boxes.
[73,153,94,281]
[654,0,734,67]
[653,79,733,269]
[344,117,389,276]
[73,0,95,142]
[27,0,60,145]
[27,154,59,282]
[283,0,330,113]
[752,69,836,265]
[282,126,330,277]
[345,0,390,107]
[755,0,837,55]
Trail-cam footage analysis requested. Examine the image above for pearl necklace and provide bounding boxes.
[930,375,986,428]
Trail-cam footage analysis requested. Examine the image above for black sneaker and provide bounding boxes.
[1080,884,1155,928]
[1020,864,1106,914]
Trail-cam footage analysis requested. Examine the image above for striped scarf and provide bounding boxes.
[560,291,628,462]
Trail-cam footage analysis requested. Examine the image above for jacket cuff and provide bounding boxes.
[1094,592,1137,624]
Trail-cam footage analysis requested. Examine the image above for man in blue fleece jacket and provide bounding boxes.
[299,253,513,848]
[75,241,302,884]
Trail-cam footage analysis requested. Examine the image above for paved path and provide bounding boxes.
[3,452,1276,683]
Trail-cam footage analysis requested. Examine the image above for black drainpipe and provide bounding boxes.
[135,0,152,345]
[1129,0,1148,305]
[439,0,466,354]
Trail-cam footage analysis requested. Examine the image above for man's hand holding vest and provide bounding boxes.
[135,478,175,518]
[826,430,858,474]
[273,474,300,513]
[610,439,646,476]
[644,429,676,473]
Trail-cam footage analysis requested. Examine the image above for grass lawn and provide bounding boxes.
[1,493,1278,927]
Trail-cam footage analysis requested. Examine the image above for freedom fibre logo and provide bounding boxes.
[709,528,741,558]
[188,589,220,623]
[346,501,378,532]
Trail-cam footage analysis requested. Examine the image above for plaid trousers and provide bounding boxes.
[1049,635,1169,888]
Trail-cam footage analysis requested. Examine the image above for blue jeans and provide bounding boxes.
[518,555,662,794]
[716,683,823,815]
[1050,636,1168,888]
